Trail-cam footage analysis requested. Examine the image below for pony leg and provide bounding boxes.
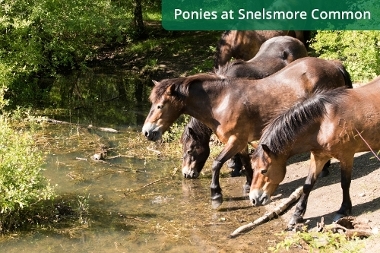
[210,141,243,209]
[334,157,354,220]
[288,153,330,228]
[210,159,224,209]
[238,147,253,193]
[319,160,331,178]
[227,154,243,177]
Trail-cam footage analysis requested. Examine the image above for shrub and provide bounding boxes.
[0,97,54,228]
[311,31,380,82]
[0,0,135,106]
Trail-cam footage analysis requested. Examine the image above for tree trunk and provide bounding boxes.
[133,0,145,38]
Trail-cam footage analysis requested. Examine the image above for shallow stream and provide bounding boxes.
[0,67,282,252]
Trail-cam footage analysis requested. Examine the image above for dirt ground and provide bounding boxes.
[130,28,380,251]
[259,150,380,251]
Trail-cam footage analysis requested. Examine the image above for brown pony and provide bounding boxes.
[249,76,380,228]
[214,30,310,69]
[142,57,351,209]
[215,35,308,79]
[182,36,308,179]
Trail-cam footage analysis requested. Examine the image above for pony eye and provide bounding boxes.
[261,169,268,175]
[157,104,163,109]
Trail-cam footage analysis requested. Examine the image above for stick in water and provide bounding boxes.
[229,186,304,238]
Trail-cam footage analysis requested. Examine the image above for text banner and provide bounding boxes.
[162,0,380,30]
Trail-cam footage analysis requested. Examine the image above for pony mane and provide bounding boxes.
[149,73,220,103]
[214,30,232,68]
[215,60,245,78]
[181,117,212,144]
[253,88,349,159]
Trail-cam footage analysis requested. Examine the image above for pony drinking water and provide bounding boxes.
[183,36,308,179]
[142,57,352,209]
[249,76,380,228]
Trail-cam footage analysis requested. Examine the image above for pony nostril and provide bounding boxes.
[251,198,256,206]
[144,131,149,137]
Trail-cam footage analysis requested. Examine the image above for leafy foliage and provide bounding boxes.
[270,230,364,252]
[311,31,380,82]
[0,112,54,217]
[0,0,146,106]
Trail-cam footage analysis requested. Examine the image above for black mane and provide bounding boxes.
[181,117,212,144]
[253,88,348,159]
[214,30,232,68]
[149,73,220,103]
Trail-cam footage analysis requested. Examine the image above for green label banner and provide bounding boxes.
[162,0,380,30]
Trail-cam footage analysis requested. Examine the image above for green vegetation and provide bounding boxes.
[311,31,380,82]
[270,230,364,252]
[1,2,380,250]
[0,108,55,232]
[0,0,160,106]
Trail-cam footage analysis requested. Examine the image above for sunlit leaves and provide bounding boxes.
[0,114,55,214]
[311,31,380,82]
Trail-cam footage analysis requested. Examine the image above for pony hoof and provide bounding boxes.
[287,216,304,230]
[211,195,223,209]
[333,213,346,222]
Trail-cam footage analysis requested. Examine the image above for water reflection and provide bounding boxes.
[0,69,277,252]
[44,66,152,126]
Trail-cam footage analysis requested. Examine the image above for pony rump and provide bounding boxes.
[331,60,353,89]
[257,87,349,156]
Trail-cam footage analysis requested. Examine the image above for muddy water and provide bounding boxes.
[0,68,283,252]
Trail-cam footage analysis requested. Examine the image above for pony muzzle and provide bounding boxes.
[182,166,199,179]
[142,123,162,141]
[249,189,271,206]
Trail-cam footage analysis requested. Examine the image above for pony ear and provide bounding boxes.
[261,144,273,156]
[152,80,159,86]
[188,127,199,141]
[165,83,176,96]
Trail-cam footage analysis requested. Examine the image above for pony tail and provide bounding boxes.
[334,61,353,88]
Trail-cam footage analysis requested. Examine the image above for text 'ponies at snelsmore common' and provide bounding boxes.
[162,0,380,30]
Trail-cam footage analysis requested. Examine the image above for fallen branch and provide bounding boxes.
[125,216,149,223]
[316,216,376,239]
[147,146,161,155]
[87,124,119,133]
[75,157,88,161]
[35,117,119,133]
[124,168,178,194]
[126,178,167,193]
[229,186,304,238]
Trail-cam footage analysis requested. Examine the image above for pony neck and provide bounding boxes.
[284,121,322,158]
[182,81,220,129]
